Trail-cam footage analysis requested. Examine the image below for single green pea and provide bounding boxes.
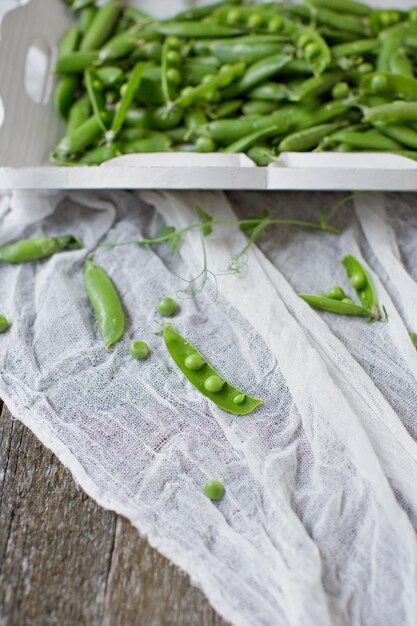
[0,315,10,333]
[350,272,367,289]
[202,479,225,501]
[167,50,181,65]
[204,375,225,393]
[358,62,374,74]
[297,33,311,50]
[166,36,181,49]
[327,286,346,300]
[332,82,349,100]
[202,73,215,84]
[268,16,283,33]
[247,14,263,30]
[157,297,178,317]
[233,393,245,405]
[226,8,242,25]
[342,297,355,305]
[184,353,206,370]
[129,340,149,360]
[167,68,182,86]
[370,74,388,93]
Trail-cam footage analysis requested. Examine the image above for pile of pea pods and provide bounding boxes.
[52,0,417,166]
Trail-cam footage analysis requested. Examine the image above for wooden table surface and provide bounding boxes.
[0,400,229,626]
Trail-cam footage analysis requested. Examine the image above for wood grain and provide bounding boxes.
[0,402,229,626]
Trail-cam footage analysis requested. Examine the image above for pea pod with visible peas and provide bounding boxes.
[0,235,83,263]
[175,62,246,108]
[163,325,262,416]
[361,72,417,102]
[299,294,370,317]
[84,258,125,350]
[221,52,293,98]
[341,255,381,319]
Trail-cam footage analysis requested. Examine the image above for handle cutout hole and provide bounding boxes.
[24,38,53,105]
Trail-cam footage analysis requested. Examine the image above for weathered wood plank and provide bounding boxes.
[0,404,229,626]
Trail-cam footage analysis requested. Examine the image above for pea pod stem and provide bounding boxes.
[102,216,339,251]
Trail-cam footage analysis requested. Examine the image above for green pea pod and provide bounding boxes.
[389,49,414,78]
[56,115,103,156]
[290,71,344,102]
[364,101,417,124]
[79,0,120,51]
[120,137,172,153]
[311,6,369,36]
[156,21,242,39]
[328,129,402,150]
[150,104,183,131]
[242,101,276,116]
[55,51,99,74]
[222,52,292,98]
[331,38,378,59]
[98,32,137,62]
[54,75,78,119]
[207,99,243,119]
[67,94,91,134]
[341,255,380,317]
[248,82,292,102]
[183,59,221,86]
[204,41,287,64]
[71,0,95,11]
[176,0,242,21]
[361,72,417,102]
[163,325,262,416]
[85,68,108,132]
[279,121,346,151]
[0,235,83,263]
[175,62,245,108]
[372,123,417,150]
[111,62,144,135]
[124,108,152,128]
[304,0,371,16]
[223,124,284,153]
[161,38,182,103]
[299,294,369,316]
[79,7,97,35]
[77,144,121,165]
[246,144,277,166]
[377,24,409,72]
[84,258,125,350]
[57,25,80,59]
[95,66,124,87]
[409,332,417,348]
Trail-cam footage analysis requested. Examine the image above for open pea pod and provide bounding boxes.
[299,294,369,316]
[111,62,144,135]
[341,255,380,318]
[163,325,262,416]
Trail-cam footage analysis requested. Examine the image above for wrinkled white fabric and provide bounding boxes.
[1,189,417,626]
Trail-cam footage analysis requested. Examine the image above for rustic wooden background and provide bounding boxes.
[0,400,229,626]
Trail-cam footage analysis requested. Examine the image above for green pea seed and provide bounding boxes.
[0,315,9,333]
[166,36,181,49]
[370,74,388,92]
[332,82,349,100]
[350,272,367,289]
[247,14,263,29]
[297,34,311,49]
[233,393,245,405]
[129,340,149,360]
[226,8,242,25]
[167,50,181,65]
[202,479,225,501]
[184,353,206,370]
[157,297,178,317]
[167,68,182,86]
[204,375,225,393]
[268,17,283,33]
[327,286,346,300]
[358,62,374,74]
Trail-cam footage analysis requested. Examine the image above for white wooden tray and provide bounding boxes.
[1,0,417,190]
